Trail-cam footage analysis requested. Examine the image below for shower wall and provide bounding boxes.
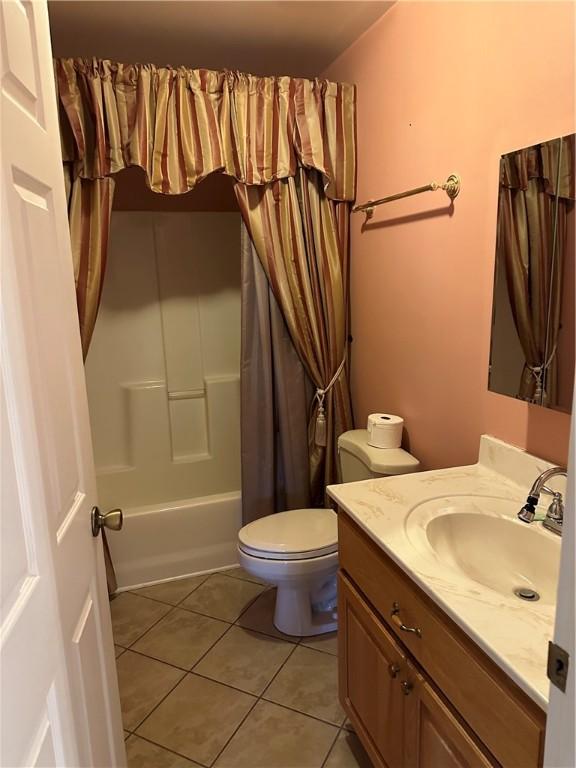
[85,209,242,587]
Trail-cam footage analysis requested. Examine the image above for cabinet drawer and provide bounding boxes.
[338,512,546,768]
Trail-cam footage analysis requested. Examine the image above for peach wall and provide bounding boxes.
[324,1,574,469]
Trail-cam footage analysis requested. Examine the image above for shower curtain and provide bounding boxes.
[240,226,313,522]
[236,168,353,502]
[55,58,356,537]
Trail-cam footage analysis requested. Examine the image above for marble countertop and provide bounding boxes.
[328,435,565,711]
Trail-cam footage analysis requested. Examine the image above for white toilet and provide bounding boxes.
[237,429,420,636]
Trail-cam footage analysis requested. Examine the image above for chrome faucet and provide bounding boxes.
[517,466,567,535]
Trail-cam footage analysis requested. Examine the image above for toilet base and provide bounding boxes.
[237,545,339,637]
[274,584,337,636]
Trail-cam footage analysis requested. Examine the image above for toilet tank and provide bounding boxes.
[338,429,420,482]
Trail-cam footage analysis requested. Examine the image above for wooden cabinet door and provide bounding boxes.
[403,664,496,768]
[338,572,406,768]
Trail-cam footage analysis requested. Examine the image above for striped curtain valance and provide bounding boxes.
[55,58,356,202]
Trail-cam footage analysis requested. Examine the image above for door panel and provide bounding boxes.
[404,665,495,768]
[1,1,125,764]
[339,572,406,768]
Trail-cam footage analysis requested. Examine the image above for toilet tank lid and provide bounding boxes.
[338,429,420,475]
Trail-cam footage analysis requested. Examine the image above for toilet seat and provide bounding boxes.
[238,508,337,561]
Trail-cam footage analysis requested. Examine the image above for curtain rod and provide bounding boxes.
[352,174,461,218]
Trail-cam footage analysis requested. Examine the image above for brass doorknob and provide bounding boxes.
[91,506,123,537]
[400,680,413,696]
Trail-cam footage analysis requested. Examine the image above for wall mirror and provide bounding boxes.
[489,134,575,413]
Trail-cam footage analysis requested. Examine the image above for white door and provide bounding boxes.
[544,386,575,768]
[1,1,125,766]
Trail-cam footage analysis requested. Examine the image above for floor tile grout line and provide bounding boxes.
[232,624,300,645]
[173,604,237,624]
[127,571,270,618]
[130,710,348,768]
[188,618,239,672]
[206,642,300,767]
[128,667,189,734]
[128,619,244,739]
[119,646,192,675]
[256,639,299,700]
[115,584,346,766]
[218,569,269,587]
[121,601,236,651]
[320,731,342,768]
[128,730,211,767]
[123,604,178,650]
[188,667,286,702]
[118,616,297,677]
[126,640,343,730]
[115,592,297,677]
[121,582,286,646]
[126,628,344,736]
[126,592,189,608]
[122,648,346,764]
[229,582,270,622]
[206,694,259,767]
[258,696,346,730]
[131,662,295,767]
[126,568,265,608]
[126,573,210,609]
[125,606,234,667]
[299,639,338,656]
[320,722,348,768]
[208,634,345,764]
[255,641,346,730]
[177,578,268,624]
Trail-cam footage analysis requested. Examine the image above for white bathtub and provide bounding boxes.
[107,491,242,589]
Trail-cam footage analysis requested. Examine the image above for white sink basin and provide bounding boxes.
[405,497,561,605]
[426,512,560,604]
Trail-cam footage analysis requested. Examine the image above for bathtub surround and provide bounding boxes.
[324,0,574,469]
[86,211,241,586]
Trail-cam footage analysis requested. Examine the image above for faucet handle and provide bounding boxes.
[546,494,564,522]
[543,494,564,535]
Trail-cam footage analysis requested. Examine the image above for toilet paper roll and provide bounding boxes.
[367,413,404,449]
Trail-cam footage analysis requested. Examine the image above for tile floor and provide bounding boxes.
[112,567,372,768]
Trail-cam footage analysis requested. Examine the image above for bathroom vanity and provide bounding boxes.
[328,436,564,768]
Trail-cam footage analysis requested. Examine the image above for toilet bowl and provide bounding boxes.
[237,429,420,636]
[238,508,338,636]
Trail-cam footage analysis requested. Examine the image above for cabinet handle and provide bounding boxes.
[391,602,422,638]
[400,680,413,696]
[388,663,400,679]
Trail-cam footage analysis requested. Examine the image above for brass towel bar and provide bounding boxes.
[352,173,461,219]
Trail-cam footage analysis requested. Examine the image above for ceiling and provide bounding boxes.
[47,1,393,79]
